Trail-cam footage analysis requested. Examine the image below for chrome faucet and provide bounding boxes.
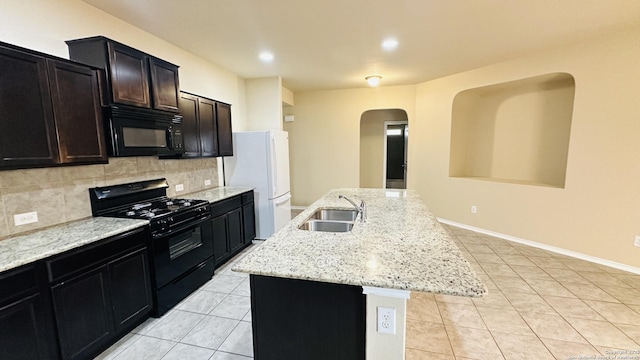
[338,195,366,222]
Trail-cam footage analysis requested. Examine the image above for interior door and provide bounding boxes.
[385,124,407,189]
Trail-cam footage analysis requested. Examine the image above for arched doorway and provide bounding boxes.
[359,109,409,189]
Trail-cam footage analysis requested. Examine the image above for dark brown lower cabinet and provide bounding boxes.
[241,192,256,246]
[250,275,366,360]
[52,266,113,360]
[109,248,153,331]
[48,227,153,360]
[0,264,57,360]
[211,191,255,268]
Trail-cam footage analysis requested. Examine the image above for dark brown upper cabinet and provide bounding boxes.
[0,41,107,170]
[216,102,233,156]
[47,59,107,164]
[171,91,233,158]
[66,36,180,112]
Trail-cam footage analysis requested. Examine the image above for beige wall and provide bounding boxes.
[450,73,575,187]
[411,24,640,267]
[246,77,283,131]
[285,23,640,268]
[0,0,244,238]
[283,85,416,206]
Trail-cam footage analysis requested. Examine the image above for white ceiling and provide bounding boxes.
[83,0,640,91]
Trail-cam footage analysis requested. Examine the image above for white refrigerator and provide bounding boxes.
[224,130,291,239]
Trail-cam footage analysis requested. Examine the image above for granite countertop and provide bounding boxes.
[0,186,252,275]
[0,217,149,273]
[233,188,486,297]
[185,186,254,204]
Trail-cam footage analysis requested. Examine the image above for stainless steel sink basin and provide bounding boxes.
[308,209,359,222]
[298,220,354,232]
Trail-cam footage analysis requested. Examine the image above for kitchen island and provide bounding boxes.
[233,188,485,360]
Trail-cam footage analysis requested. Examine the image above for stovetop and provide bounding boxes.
[110,197,209,220]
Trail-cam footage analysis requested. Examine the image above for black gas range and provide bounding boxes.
[89,179,214,317]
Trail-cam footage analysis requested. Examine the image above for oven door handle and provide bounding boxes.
[152,214,212,239]
[170,240,203,260]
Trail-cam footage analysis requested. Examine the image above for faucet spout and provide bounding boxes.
[338,195,366,222]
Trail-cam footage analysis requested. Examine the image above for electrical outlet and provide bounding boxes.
[175,184,184,192]
[634,235,640,247]
[204,179,212,186]
[471,205,477,214]
[377,307,396,335]
[14,211,38,226]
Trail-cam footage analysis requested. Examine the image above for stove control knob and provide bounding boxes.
[183,201,191,207]
[158,219,168,230]
[126,211,136,216]
[166,201,174,206]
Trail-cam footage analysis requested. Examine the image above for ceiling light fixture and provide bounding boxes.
[259,51,274,63]
[381,38,398,51]
[365,75,382,87]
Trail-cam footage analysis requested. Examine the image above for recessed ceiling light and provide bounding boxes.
[259,52,274,63]
[365,75,382,87]
[381,38,398,51]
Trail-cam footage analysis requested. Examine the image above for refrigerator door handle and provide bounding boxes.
[270,134,278,198]
[274,193,292,205]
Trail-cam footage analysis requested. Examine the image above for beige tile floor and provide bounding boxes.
[406,224,640,359]
[96,223,640,359]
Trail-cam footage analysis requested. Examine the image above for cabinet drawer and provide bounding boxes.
[210,196,242,217]
[241,191,254,205]
[0,265,38,303]
[47,227,147,283]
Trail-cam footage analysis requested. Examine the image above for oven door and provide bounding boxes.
[151,218,213,289]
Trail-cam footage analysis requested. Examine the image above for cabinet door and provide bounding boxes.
[108,248,152,333]
[0,294,53,360]
[179,93,201,157]
[211,214,230,265]
[216,102,233,156]
[0,46,59,168]
[242,202,256,245]
[228,208,243,253]
[198,97,218,157]
[107,42,150,108]
[149,57,179,112]
[47,59,107,164]
[52,266,114,360]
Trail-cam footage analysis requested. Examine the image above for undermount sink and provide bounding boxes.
[298,208,359,232]
[298,220,354,232]
[308,209,359,222]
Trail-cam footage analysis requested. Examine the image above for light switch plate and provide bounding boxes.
[176,184,184,192]
[204,179,212,186]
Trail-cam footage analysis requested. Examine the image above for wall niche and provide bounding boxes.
[449,72,575,188]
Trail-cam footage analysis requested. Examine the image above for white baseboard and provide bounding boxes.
[438,218,640,275]
[290,206,307,211]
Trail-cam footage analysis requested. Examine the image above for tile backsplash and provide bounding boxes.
[0,157,219,238]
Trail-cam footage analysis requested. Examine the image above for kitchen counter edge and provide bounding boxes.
[232,188,487,298]
[0,217,149,273]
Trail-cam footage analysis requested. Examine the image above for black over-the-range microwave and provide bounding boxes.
[104,105,184,157]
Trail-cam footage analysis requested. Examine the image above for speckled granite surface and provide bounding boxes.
[0,186,251,275]
[185,186,254,204]
[0,217,148,273]
[233,188,486,297]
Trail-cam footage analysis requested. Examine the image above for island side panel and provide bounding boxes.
[250,275,366,360]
